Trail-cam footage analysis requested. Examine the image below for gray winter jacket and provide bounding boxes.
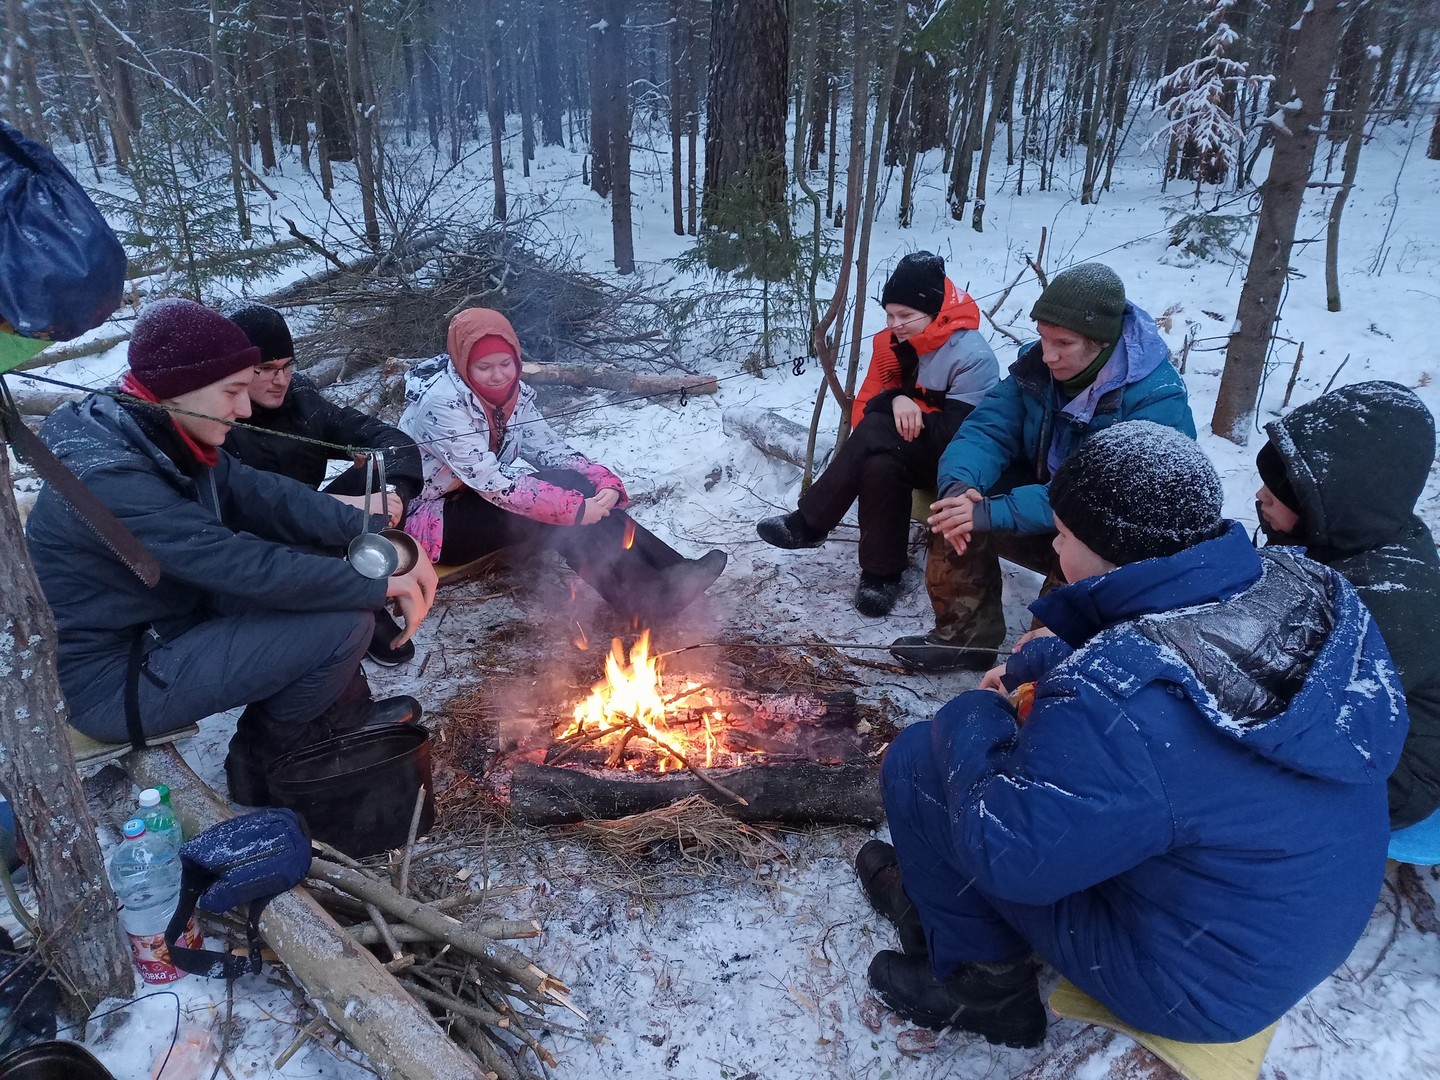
[24,395,388,719]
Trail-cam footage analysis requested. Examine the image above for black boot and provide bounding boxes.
[367,609,416,667]
[756,512,828,549]
[856,841,927,955]
[889,632,997,673]
[346,695,423,732]
[638,549,728,619]
[224,717,272,807]
[867,950,1046,1048]
[855,573,905,617]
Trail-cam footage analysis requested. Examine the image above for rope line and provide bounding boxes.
[7,188,1258,462]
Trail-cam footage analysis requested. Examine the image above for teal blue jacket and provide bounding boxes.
[937,302,1196,534]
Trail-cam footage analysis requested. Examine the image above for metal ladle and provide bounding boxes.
[347,452,401,579]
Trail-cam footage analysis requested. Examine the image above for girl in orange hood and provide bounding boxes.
[399,308,726,620]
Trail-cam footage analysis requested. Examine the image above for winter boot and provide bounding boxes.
[346,695,423,733]
[756,512,828,550]
[889,632,997,673]
[855,573,905,617]
[867,950,1046,1048]
[855,841,927,955]
[367,609,416,667]
[650,549,729,618]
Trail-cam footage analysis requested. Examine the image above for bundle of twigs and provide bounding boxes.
[302,803,575,1080]
[569,795,786,870]
[285,217,676,378]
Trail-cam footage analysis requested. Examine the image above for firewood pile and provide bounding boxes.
[278,218,676,378]
[304,829,576,1080]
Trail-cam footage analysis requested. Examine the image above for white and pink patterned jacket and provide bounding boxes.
[398,355,627,561]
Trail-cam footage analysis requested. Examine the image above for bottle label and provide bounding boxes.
[129,917,202,984]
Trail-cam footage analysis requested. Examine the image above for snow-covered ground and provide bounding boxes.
[9,109,1440,1079]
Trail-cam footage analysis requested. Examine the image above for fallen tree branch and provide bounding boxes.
[123,746,492,1080]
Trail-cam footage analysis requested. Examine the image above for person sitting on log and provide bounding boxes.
[223,302,424,666]
[890,262,1196,672]
[756,252,999,616]
[24,298,437,806]
[398,307,727,620]
[858,421,1406,1048]
[1254,380,1440,830]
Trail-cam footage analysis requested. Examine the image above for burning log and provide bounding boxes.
[509,759,883,826]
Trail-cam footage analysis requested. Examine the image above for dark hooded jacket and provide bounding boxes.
[1264,381,1440,828]
[24,394,388,722]
[222,375,423,512]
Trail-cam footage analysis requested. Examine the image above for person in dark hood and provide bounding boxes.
[890,263,1197,672]
[223,302,425,666]
[860,421,1405,1048]
[1255,380,1440,829]
[756,252,999,616]
[24,299,437,806]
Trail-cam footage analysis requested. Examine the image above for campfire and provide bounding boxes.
[505,632,887,827]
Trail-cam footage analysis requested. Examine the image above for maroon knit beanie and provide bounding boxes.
[127,298,260,399]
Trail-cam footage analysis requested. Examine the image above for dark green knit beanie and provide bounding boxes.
[1029,263,1126,344]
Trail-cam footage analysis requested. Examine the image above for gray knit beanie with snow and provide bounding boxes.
[1049,421,1224,566]
[1030,262,1127,344]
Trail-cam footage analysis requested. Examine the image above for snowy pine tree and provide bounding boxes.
[1153,0,1269,194]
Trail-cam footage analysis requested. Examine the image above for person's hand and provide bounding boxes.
[384,548,438,647]
[1014,626,1056,650]
[580,489,619,525]
[333,490,403,527]
[892,396,924,442]
[929,490,982,554]
[979,664,1008,693]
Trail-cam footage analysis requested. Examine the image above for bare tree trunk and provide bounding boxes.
[603,0,634,273]
[587,2,612,198]
[244,20,278,172]
[517,17,536,178]
[536,0,565,146]
[0,451,134,1014]
[480,4,508,221]
[1325,45,1375,312]
[974,1,1023,231]
[345,0,382,247]
[1080,0,1115,204]
[305,3,353,162]
[210,0,252,239]
[1429,104,1440,160]
[1212,0,1347,443]
[702,0,789,234]
[669,0,686,235]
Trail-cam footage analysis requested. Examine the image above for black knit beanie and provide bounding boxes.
[880,252,946,317]
[227,302,295,365]
[1049,421,1224,566]
[1030,262,1126,344]
[1255,441,1301,514]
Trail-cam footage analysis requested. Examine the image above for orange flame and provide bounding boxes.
[622,519,637,550]
[562,631,721,771]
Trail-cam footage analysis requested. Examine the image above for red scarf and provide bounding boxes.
[120,372,220,468]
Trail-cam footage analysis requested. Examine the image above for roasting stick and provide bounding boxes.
[654,640,1015,661]
[621,717,751,808]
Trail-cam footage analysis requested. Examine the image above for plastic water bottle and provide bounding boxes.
[137,788,183,854]
[108,818,201,984]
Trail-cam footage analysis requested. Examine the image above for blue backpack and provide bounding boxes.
[164,809,312,979]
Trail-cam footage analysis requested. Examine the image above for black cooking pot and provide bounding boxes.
[266,725,435,857]
[0,1040,114,1080]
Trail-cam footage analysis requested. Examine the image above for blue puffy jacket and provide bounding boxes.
[926,522,1405,1040]
[936,302,1195,534]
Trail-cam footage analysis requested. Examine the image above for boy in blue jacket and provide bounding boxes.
[891,263,1196,671]
[859,422,1405,1047]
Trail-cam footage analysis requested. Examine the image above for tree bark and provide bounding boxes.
[305,4,353,162]
[669,0,686,235]
[1212,0,1347,444]
[345,0,382,247]
[587,3,612,198]
[702,0,790,234]
[1325,46,1375,311]
[0,448,134,1013]
[1429,104,1440,161]
[481,3,508,221]
[598,0,633,272]
[536,0,565,146]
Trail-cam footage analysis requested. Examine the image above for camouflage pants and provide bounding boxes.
[926,528,1063,646]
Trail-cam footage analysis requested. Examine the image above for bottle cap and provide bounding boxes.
[156,784,172,805]
[138,789,161,807]
[122,819,146,839]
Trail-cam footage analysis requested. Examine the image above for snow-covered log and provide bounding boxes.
[124,746,491,1080]
[722,405,832,470]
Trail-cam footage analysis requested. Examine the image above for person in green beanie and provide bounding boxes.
[890,263,1198,672]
